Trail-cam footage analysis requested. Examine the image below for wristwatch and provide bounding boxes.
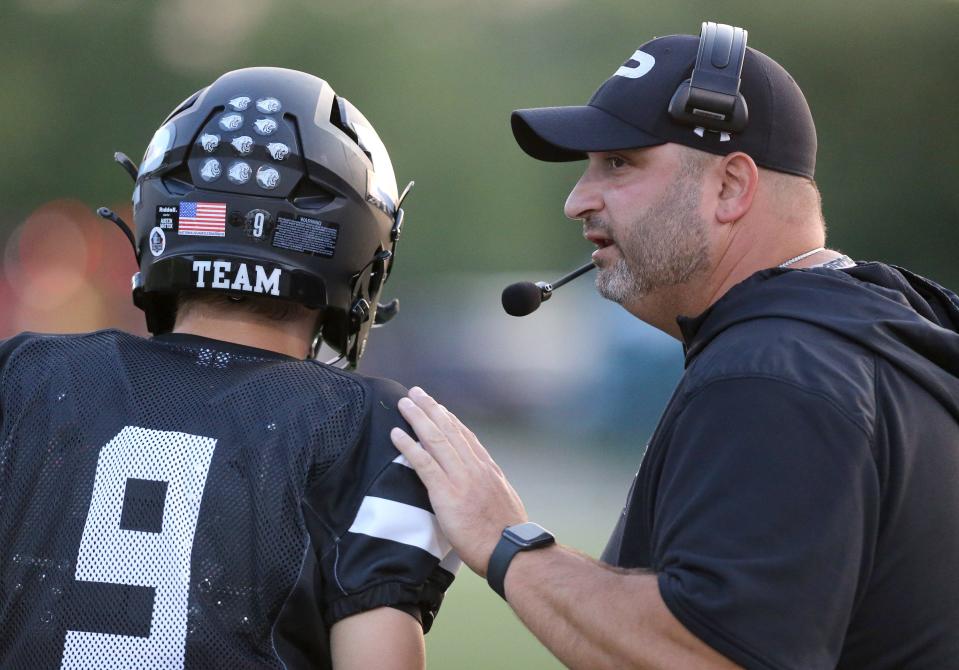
[486,522,555,601]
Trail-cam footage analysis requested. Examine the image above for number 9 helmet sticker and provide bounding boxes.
[244,209,273,240]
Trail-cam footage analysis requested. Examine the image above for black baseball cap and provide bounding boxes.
[511,33,817,178]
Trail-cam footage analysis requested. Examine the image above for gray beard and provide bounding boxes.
[595,168,709,305]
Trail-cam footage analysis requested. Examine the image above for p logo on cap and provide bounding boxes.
[614,50,656,79]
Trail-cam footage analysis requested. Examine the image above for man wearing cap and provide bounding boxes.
[391,23,959,670]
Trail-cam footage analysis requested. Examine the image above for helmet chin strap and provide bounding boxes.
[114,151,139,183]
[96,207,139,263]
[347,249,394,367]
[312,248,395,367]
[94,151,142,262]
[373,299,399,326]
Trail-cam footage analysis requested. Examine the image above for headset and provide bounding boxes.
[668,22,749,133]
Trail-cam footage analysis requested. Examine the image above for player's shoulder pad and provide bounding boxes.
[0,329,143,377]
[300,371,415,535]
[350,373,411,447]
[311,363,409,412]
[361,374,410,409]
[0,331,46,370]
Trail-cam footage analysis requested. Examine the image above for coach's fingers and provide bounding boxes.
[408,387,476,463]
[390,427,450,488]
[436,404,482,465]
[445,407,501,472]
[407,387,458,435]
[397,397,463,472]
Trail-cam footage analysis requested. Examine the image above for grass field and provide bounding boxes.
[427,570,562,669]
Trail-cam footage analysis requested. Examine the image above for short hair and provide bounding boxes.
[174,291,319,326]
[676,144,825,230]
[760,168,826,230]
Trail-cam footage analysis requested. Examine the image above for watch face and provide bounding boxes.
[506,522,553,546]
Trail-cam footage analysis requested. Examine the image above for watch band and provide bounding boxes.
[486,522,555,601]
[486,534,525,601]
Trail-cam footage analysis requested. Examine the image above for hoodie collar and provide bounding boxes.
[676,262,959,371]
[677,268,787,365]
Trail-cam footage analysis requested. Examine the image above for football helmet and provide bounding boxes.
[114,67,408,367]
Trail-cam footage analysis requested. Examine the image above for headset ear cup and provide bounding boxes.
[667,23,749,133]
[667,79,694,123]
[668,79,749,133]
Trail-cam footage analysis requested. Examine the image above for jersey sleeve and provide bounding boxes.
[301,376,458,632]
[652,377,878,670]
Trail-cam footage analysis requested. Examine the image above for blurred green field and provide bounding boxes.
[429,570,562,669]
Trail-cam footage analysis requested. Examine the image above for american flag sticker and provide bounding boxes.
[178,201,227,237]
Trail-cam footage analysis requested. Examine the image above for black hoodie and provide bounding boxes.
[601,263,959,670]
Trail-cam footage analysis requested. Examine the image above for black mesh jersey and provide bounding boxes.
[0,329,458,669]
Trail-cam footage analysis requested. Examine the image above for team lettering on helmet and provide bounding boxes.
[192,260,281,296]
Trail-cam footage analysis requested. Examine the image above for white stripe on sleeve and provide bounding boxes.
[348,496,450,559]
[439,549,462,575]
[392,454,412,469]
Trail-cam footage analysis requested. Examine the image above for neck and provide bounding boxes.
[629,242,842,341]
[695,219,834,313]
[173,311,313,359]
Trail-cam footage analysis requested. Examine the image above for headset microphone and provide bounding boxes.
[501,261,596,316]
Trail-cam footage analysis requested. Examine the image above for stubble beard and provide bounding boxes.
[595,167,710,306]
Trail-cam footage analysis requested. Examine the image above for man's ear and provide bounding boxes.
[715,152,759,224]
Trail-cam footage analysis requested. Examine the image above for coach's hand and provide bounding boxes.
[391,386,527,577]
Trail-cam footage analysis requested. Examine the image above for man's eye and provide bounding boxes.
[606,156,627,169]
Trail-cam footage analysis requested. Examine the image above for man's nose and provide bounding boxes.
[564,173,602,221]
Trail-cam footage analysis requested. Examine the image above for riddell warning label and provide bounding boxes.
[272,215,338,257]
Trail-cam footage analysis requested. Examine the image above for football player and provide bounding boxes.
[0,67,457,669]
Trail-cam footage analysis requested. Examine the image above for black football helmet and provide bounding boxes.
[112,67,408,367]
